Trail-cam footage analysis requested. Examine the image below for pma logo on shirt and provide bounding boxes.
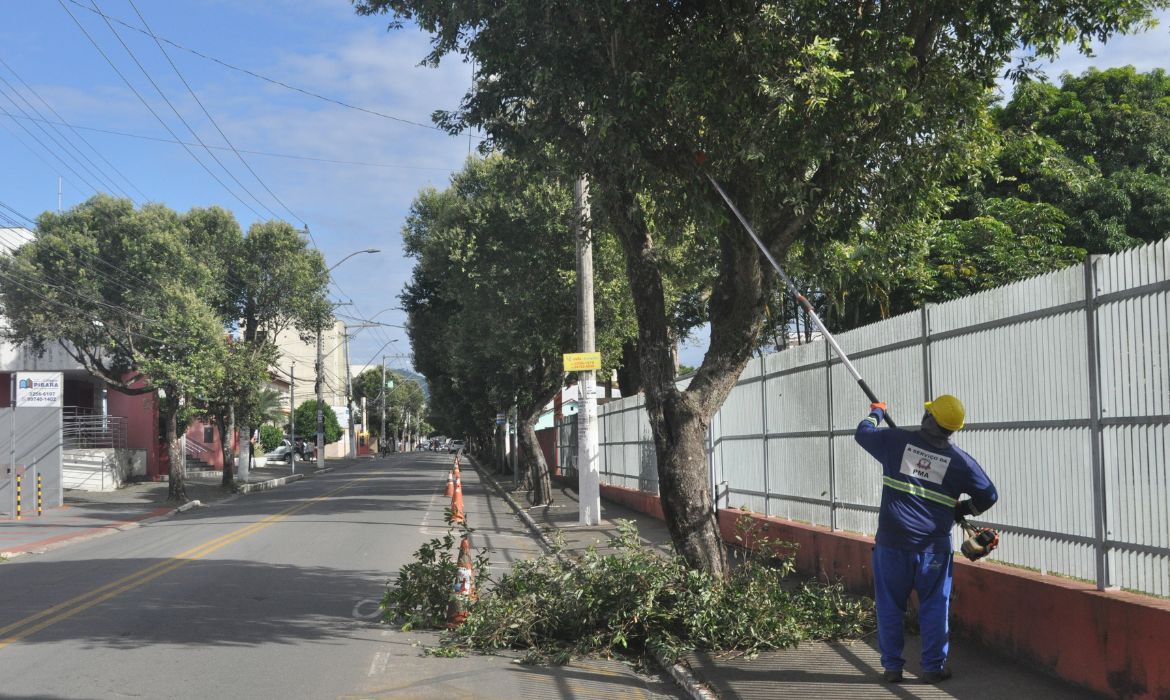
[900,444,952,485]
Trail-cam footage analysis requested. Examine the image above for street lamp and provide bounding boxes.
[328,248,380,272]
[316,249,380,470]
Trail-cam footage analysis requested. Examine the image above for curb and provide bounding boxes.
[236,474,304,493]
[466,455,720,700]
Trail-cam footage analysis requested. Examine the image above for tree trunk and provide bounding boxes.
[165,401,187,502]
[496,423,508,474]
[519,413,552,506]
[218,406,235,486]
[601,178,771,576]
[616,339,642,396]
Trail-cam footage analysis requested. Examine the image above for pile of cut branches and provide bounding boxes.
[382,518,873,663]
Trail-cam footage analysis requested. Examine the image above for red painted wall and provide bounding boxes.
[599,483,1170,699]
[107,385,162,480]
[185,419,224,470]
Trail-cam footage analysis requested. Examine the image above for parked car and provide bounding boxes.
[448,439,465,454]
[264,439,295,465]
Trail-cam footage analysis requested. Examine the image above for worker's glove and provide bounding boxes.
[869,403,887,423]
[954,498,978,525]
[870,402,887,412]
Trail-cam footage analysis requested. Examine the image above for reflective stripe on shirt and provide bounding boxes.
[882,475,957,508]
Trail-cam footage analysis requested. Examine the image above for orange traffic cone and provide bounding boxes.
[446,535,476,628]
[450,476,465,524]
[444,471,455,498]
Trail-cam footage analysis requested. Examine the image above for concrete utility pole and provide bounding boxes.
[345,331,355,459]
[289,363,296,474]
[575,175,601,525]
[380,355,387,454]
[315,325,325,470]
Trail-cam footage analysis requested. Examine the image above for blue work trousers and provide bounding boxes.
[872,543,953,673]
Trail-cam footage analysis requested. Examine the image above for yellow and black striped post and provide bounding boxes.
[15,472,21,520]
[36,473,42,516]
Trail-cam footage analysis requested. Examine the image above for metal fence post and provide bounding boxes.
[759,354,770,518]
[1084,256,1110,591]
[825,340,837,531]
[921,304,933,401]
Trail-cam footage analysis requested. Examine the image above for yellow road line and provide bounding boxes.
[0,477,365,649]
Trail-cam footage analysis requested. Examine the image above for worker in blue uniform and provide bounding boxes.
[855,394,998,684]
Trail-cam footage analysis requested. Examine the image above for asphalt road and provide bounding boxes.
[0,453,679,700]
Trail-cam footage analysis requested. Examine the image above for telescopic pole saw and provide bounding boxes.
[702,168,897,428]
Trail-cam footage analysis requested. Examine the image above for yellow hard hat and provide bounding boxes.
[925,394,965,431]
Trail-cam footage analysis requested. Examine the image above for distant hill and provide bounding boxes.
[392,368,429,398]
[348,365,429,398]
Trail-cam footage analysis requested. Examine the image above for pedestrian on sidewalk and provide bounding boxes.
[855,395,998,685]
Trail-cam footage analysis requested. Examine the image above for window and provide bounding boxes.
[204,426,214,443]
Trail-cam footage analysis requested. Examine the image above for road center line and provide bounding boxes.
[0,477,367,650]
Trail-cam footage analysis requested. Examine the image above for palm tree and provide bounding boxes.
[255,388,285,426]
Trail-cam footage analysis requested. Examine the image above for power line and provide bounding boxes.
[124,0,305,227]
[0,110,458,170]
[0,201,35,226]
[86,0,282,221]
[57,0,266,220]
[64,0,469,136]
[0,55,149,202]
[0,76,126,198]
[0,84,104,195]
[0,265,174,347]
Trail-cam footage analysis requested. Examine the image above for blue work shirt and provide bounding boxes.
[855,409,998,553]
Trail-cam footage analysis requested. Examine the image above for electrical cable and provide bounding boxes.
[64,0,471,136]
[0,266,175,347]
[0,109,459,171]
[124,0,306,227]
[0,85,103,195]
[0,56,149,202]
[0,76,127,198]
[86,0,282,221]
[57,0,266,220]
[0,201,34,225]
[0,119,81,196]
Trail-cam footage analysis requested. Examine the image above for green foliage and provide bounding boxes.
[259,424,284,452]
[360,1,1165,570]
[382,525,489,630]
[351,368,425,443]
[389,520,873,663]
[990,66,1170,254]
[292,401,342,444]
[399,154,634,445]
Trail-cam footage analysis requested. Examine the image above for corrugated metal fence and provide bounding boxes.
[584,241,1169,597]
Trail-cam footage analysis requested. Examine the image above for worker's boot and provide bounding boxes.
[921,667,952,684]
[882,669,903,683]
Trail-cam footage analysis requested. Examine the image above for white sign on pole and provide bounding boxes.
[15,372,63,407]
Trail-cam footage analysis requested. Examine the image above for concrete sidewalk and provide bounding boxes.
[474,465,1103,700]
[0,456,369,558]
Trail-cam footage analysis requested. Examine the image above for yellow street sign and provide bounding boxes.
[563,352,602,371]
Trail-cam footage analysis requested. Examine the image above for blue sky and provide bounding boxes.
[0,0,475,375]
[0,3,1166,374]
